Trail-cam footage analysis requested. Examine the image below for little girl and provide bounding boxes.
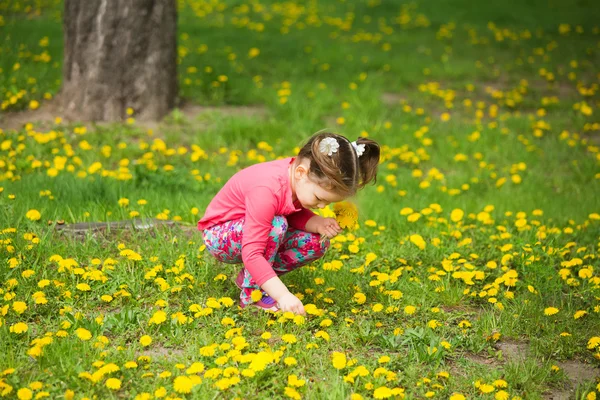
[198,132,380,315]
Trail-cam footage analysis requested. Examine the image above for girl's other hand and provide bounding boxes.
[316,217,341,239]
[277,292,306,315]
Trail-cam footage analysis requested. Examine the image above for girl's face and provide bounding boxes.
[292,159,345,209]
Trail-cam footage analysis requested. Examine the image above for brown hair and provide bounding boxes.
[296,131,380,197]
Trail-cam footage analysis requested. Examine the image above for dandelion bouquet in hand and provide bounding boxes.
[319,201,359,244]
[333,201,359,231]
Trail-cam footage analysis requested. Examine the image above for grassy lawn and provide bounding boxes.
[0,0,599,399]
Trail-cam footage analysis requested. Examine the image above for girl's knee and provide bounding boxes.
[317,236,330,257]
[264,216,288,259]
[302,233,328,258]
[272,216,288,235]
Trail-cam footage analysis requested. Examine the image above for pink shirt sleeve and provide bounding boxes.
[241,186,278,286]
[287,208,316,230]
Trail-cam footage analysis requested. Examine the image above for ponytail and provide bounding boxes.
[355,137,380,189]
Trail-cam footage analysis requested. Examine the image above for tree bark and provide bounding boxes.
[61,0,177,122]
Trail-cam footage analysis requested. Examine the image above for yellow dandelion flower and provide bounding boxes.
[544,307,559,316]
[409,234,426,250]
[75,328,92,341]
[76,283,91,291]
[186,362,205,375]
[428,320,441,329]
[249,351,274,371]
[173,376,193,394]
[149,310,167,325]
[587,336,600,349]
[479,383,495,393]
[574,310,587,319]
[365,252,377,266]
[331,352,347,370]
[25,209,41,221]
[450,209,464,222]
[437,371,450,379]
[140,335,152,347]
[251,290,263,303]
[284,386,301,400]
[333,201,359,230]
[284,357,297,366]
[404,305,417,315]
[105,378,121,390]
[12,301,27,314]
[400,207,414,216]
[281,334,297,344]
[154,387,167,397]
[495,390,510,400]
[407,213,422,222]
[287,374,306,387]
[353,293,366,304]
[373,386,393,399]
[261,332,272,340]
[372,304,384,312]
[17,388,33,400]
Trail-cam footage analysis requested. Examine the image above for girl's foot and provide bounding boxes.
[240,295,279,312]
[234,269,244,290]
[235,270,279,311]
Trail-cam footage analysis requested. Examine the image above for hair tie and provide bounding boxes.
[351,141,365,157]
[319,137,339,156]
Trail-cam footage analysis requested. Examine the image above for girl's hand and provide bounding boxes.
[316,217,342,239]
[277,292,306,315]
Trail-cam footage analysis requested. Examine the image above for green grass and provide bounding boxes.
[0,0,599,399]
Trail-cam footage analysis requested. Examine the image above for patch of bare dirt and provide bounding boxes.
[543,360,600,400]
[454,340,599,399]
[494,339,530,362]
[448,351,502,378]
[320,116,345,131]
[557,360,600,385]
[137,103,269,133]
[381,92,406,106]
[53,218,199,243]
[544,390,572,400]
[463,352,502,366]
[0,100,268,134]
[439,304,482,315]
[527,79,577,98]
[182,104,267,119]
[141,346,185,360]
[0,98,62,131]
[581,132,600,146]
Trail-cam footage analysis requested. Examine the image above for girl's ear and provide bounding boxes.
[294,163,308,180]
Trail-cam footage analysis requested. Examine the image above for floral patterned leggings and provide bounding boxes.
[202,216,329,305]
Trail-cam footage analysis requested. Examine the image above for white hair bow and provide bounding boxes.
[351,141,365,157]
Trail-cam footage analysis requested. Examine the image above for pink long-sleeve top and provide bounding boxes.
[197,157,316,286]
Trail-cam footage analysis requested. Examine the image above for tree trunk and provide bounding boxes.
[61,0,177,122]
